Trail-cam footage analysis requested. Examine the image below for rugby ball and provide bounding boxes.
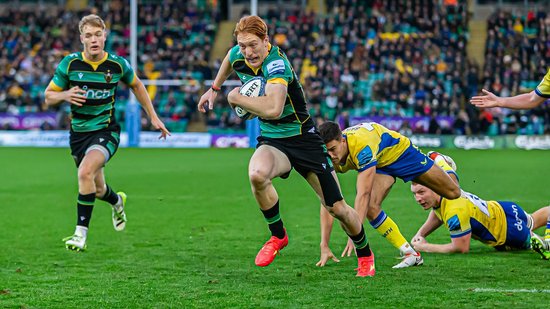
[232,77,266,120]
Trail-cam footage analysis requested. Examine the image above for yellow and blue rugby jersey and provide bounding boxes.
[336,122,411,173]
[535,68,550,98]
[435,191,508,247]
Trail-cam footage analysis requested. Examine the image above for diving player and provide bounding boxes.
[410,182,550,259]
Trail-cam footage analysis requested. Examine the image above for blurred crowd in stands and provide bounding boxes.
[0,0,548,135]
[0,0,217,132]
[480,8,550,135]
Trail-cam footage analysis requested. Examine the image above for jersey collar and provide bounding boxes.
[82,52,109,71]
[434,196,443,209]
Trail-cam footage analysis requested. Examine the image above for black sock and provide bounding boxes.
[77,193,95,227]
[98,184,119,205]
[261,200,285,239]
[347,226,372,258]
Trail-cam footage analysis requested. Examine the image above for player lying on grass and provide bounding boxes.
[410,182,550,259]
[316,121,461,269]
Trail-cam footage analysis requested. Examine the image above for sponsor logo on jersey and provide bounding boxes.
[266,60,285,75]
[82,85,111,99]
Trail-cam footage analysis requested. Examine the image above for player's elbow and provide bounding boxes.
[44,91,57,107]
[529,91,545,108]
[452,244,469,253]
[457,247,469,254]
[263,106,284,119]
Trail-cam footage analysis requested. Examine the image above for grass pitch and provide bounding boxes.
[0,147,549,308]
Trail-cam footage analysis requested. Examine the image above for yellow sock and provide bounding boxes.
[434,156,453,173]
[370,211,414,254]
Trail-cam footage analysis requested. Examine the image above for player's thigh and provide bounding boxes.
[249,144,292,180]
[367,173,395,219]
[414,164,459,199]
[70,130,120,167]
[79,149,108,178]
[304,170,343,207]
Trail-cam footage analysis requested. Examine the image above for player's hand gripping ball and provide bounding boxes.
[231,77,266,120]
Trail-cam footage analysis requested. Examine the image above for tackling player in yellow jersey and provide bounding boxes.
[470,68,550,248]
[317,121,461,268]
[410,182,550,259]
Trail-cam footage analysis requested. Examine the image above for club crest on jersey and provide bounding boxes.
[104,70,112,83]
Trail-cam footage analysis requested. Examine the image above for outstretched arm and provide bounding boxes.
[470,89,546,110]
[129,77,170,139]
[412,233,471,254]
[317,204,340,267]
[197,51,233,112]
[412,210,443,242]
[353,167,376,224]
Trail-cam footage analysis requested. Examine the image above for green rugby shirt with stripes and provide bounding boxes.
[48,52,136,132]
[229,43,313,138]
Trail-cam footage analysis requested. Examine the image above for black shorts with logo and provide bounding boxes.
[70,127,121,167]
[256,131,343,205]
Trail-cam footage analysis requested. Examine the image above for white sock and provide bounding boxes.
[400,242,417,255]
[75,225,88,238]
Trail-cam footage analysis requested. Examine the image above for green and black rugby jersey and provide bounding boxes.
[229,43,314,138]
[48,52,136,132]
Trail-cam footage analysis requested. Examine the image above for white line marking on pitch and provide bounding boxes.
[470,288,550,293]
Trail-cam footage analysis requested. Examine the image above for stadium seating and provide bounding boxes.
[480,8,549,135]
[0,1,547,134]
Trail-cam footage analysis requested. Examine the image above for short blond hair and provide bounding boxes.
[79,14,106,33]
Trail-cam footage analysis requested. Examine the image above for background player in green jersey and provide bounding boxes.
[44,14,170,251]
[470,68,550,249]
[197,16,375,277]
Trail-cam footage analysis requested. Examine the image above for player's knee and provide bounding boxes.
[248,168,271,189]
[447,185,461,199]
[325,201,348,219]
[77,167,95,183]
